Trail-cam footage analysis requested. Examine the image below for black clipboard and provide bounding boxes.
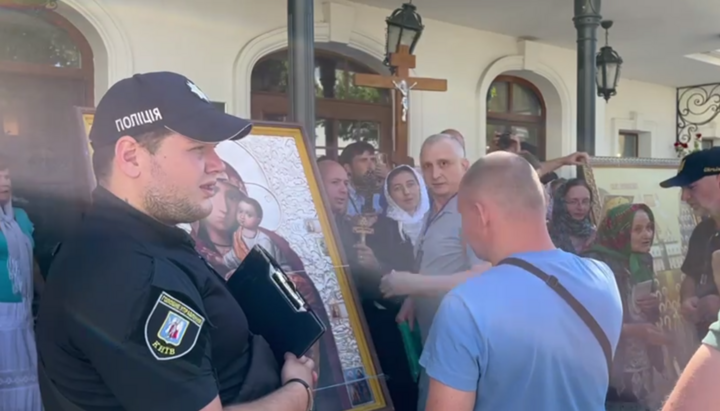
[226,245,326,362]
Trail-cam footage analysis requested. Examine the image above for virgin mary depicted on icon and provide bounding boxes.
[190,160,349,410]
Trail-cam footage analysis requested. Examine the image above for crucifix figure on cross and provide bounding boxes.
[353,45,447,166]
[392,79,417,122]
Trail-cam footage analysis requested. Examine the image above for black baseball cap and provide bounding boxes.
[89,71,252,150]
[659,147,720,188]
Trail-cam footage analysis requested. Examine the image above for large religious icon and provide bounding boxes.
[182,123,391,411]
[583,156,700,400]
[72,110,390,410]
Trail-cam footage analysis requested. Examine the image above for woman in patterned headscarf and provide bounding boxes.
[548,178,596,254]
[583,204,667,411]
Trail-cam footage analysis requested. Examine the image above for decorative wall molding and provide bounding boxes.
[589,156,679,168]
[610,111,657,157]
[322,1,356,45]
[231,23,423,155]
[476,54,573,161]
[58,0,134,86]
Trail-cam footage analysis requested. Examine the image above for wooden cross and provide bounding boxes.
[351,214,378,245]
[354,45,447,166]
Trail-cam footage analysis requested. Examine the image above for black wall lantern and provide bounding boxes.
[596,20,623,102]
[384,2,424,64]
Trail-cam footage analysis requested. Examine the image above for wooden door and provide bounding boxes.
[0,8,95,272]
[0,72,91,267]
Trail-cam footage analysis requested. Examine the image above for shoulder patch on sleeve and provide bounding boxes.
[144,291,205,361]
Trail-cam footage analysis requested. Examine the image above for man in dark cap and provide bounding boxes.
[661,148,720,410]
[660,147,720,338]
[36,72,316,411]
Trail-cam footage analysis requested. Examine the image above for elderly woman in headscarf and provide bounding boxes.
[583,204,666,411]
[548,178,596,254]
[346,164,429,411]
[0,163,43,410]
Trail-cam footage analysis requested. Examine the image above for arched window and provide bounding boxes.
[486,75,546,159]
[0,9,94,136]
[251,50,393,158]
[0,9,93,84]
[1,9,80,67]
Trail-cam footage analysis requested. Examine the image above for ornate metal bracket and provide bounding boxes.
[677,82,720,144]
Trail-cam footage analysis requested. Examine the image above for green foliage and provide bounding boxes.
[338,120,379,145]
[253,53,385,148]
[333,72,383,103]
[0,11,80,68]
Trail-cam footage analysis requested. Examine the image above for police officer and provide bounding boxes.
[36,72,315,411]
[660,147,720,339]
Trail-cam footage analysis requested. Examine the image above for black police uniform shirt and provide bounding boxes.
[35,187,281,410]
[682,217,720,299]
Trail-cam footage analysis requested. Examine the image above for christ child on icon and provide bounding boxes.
[223,195,290,271]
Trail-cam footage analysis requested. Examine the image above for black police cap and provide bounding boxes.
[89,71,252,150]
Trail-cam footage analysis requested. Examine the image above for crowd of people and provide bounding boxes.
[0,71,719,411]
[319,134,720,411]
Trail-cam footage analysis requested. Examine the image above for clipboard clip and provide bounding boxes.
[270,267,308,313]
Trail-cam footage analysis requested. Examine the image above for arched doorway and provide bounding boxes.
[486,75,546,159]
[0,8,94,270]
[251,49,393,159]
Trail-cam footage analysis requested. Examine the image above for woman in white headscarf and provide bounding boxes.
[382,165,430,247]
[0,165,42,410]
[353,164,429,411]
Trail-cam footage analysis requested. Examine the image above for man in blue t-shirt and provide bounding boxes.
[419,152,623,411]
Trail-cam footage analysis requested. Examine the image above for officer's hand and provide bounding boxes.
[281,353,317,388]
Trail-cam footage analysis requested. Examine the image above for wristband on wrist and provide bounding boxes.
[284,378,313,411]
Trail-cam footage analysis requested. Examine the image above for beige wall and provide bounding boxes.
[57,0,680,160]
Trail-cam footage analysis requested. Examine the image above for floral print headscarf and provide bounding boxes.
[586,203,655,284]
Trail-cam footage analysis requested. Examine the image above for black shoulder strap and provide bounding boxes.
[37,355,85,411]
[498,257,613,376]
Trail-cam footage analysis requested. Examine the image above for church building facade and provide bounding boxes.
[1,0,718,166]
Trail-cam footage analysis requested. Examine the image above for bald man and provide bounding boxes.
[318,159,350,215]
[440,129,465,150]
[419,152,623,411]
